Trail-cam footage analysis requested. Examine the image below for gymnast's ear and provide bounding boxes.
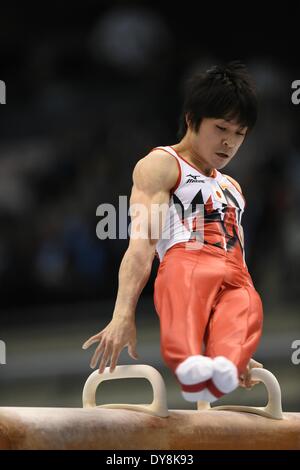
[185,113,191,128]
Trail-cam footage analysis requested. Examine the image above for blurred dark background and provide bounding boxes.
[0,2,299,412]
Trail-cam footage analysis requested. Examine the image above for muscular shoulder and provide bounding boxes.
[223,174,243,194]
[133,149,179,193]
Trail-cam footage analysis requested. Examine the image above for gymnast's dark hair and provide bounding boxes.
[178,61,258,139]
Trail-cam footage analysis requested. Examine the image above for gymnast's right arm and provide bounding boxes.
[82,150,178,373]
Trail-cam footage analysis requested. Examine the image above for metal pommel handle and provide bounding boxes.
[249,367,283,419]
[82,364,169,418]
[207,367,284,420]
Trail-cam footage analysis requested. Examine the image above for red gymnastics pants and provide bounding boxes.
[153,241,263,402]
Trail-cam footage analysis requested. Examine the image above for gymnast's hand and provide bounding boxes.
[82,316,138,373]
[239,358,263,389]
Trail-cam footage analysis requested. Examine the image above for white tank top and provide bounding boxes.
[154,146,246,265]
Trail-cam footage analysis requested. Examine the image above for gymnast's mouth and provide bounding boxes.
[215,152,230,159]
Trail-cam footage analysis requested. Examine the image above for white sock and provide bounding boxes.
[175,355,214,385]
[182,388,218,403]
[211,356,238,394]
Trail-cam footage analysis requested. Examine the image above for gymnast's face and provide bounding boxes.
[190,117,247,170]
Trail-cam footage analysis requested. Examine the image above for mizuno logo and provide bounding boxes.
[186,174,205,183]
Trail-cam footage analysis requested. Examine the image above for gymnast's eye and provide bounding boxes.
[216,125,226,131]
